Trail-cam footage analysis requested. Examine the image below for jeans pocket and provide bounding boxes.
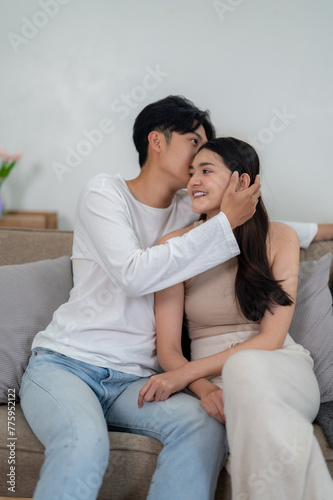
[33,347,59,356]
[19,348,66,399]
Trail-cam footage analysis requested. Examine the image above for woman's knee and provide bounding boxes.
[223,350,271,385]
[222,350,282,407]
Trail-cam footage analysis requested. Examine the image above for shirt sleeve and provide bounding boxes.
[76,183,240,297]
[277,220,318,249]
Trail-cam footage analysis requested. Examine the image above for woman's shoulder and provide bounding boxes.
[158,225,195,245]
[268,221,299,244]
[267,221,300,265]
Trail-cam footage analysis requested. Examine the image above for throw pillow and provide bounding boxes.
[0,257,73,404]
[315,401,333,448]
[289,253,333,403]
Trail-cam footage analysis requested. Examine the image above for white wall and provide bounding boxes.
[1,0,332,229]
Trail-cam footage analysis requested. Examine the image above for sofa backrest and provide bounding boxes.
[0,227,332,287]
[300,240,333,287]
[0,228,73,266]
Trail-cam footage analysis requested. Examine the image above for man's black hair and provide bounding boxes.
[133,95,215,167]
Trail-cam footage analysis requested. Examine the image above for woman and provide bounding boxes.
[138,137,333,499]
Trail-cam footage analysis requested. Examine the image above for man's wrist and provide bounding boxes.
[219,209,234,230]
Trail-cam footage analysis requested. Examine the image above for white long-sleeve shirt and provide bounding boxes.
[32,173,239,376]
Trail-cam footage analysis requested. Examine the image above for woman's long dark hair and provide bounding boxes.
[198,137,292,321]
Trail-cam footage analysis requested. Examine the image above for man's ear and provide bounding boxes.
[237,173,251,191]
[147,131,164,154]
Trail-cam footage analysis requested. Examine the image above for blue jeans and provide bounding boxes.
[20,348,228,500]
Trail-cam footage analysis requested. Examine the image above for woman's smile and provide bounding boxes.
[192,190,208,198]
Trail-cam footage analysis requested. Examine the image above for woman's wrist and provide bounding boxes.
[188,378,220,399]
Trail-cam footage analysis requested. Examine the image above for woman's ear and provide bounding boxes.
[237,173,251,191]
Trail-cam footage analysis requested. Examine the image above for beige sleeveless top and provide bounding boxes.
[184,257,260,341]
[184,248,302,389]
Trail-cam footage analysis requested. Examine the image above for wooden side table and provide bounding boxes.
[0,211,57,229]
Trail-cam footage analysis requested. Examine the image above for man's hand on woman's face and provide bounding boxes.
[221,172,261,230]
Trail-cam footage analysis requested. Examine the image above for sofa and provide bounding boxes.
[0,226,332,500]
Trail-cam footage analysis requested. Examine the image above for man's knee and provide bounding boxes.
[47,412,110,465]
[168,393,227,446]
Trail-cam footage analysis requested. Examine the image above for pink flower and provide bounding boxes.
[11,151,22,162]
[0,148,22,182]
[0,148,22,164]
[2,153,11,163]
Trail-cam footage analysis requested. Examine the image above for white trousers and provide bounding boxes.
[221,345,333,500]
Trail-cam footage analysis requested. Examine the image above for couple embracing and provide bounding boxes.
[20,95,333,500]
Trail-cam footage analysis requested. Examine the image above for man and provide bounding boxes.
[20,95,261,500]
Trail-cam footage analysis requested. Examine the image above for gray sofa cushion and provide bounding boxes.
[289,253,333,402]
[316,401,333,448]
[0,257,73,404]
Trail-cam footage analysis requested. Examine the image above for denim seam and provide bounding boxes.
[109,423,168,441]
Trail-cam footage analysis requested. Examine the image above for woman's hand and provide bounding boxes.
[200,389,226,424]
[138,369,190,407]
